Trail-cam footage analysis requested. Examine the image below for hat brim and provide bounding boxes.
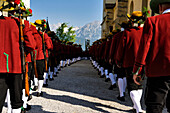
[150,0,170,14]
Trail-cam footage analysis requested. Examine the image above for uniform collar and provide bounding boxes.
[162,8,170,14]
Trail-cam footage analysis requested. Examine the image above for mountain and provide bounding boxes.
[75,21,101,50]
[50,21,101,50]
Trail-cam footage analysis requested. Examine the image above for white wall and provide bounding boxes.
[22,0,30,8]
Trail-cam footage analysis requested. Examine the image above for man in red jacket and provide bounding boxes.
[33,19,53,97]
[116,11,146,112]
[133,0,170,112]
[0,9,35,113]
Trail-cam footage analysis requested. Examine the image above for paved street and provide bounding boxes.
[3,60,168,113]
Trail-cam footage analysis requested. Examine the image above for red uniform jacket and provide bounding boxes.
[104,39,112,62]
[116,27,143,68]
[44,33,53,58]
[0,17,35,73]
[31,26,44,60]
[109,32,124,64]
[133,13,170,77]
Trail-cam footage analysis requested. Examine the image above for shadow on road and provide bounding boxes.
[30,105,56,113]
[40,92,131,113]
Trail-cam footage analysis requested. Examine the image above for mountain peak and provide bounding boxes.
[75,21,101,50]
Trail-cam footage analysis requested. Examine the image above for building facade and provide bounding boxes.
[101,0,151,39]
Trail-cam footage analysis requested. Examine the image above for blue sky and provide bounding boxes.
[30,0,103,27]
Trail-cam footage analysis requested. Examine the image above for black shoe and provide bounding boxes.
[129,108,136,113]
[108,84,117,90]
[49,78,54,81]
[98,71,101,75]
[117,96,125,101]
[54,74,57,77]
[61,66,63,68]
[27,95,32,101]
[25,104,31,111]
[58,68,61,71]
[100,75,105,78]
[105,78,110,82]
[37,92,43,97]
[43,84,48,87]
[32,86,38,91]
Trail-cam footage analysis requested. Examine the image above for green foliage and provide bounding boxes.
[56,23,77,43]
[20,0,25,7]
[142,7,150,17]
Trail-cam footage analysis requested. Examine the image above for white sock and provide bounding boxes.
[48,67,51,75]
[118,78,124,97]
[30,80,34,90]
[54,67,57,75]
[43,72,48,84]
[100,67,104,76]
[130,90,143,113]
[22,89,28,108]
[34,77,38,86]
[38,80,44,93]
[60,60,63,67]
[97,65,100,70]
[63,61,65,67]
[6,89,12,113]
[57,65,60,70]
[109,73,116,85]
[50,72,53,79]
[12,108,21,113]
[105,69,109,78]
[123,77,127,93]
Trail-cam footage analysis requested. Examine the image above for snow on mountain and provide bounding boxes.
[75,21,101,49]
[50,23,80,32]
[49,21,101,50]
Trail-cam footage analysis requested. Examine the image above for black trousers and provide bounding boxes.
[36,60,45,80]
[28,62,34,81]
[125,67,143,93]
[0,74,23,112]
[117,67,126,78]
[145,76,170,113]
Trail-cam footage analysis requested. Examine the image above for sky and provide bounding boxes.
[30,0,103,27]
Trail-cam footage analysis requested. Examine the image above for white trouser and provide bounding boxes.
[38,80,44,93]
[105,69,109,78]
[43,72,48,84]
[130,90,143,113]
[109,73,116,85]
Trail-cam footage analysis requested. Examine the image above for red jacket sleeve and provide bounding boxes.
[44,33,52,50]
[23,20,36,52]
[133,18,153,74]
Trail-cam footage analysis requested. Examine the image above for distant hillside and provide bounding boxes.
[75,21,101,50]
[50,21,101,50]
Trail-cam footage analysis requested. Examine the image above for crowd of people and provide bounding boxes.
[0,0,170,113]
[0,0,83,113]
[89,0,170,113]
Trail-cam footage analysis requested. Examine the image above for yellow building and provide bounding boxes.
[101,0,151,39]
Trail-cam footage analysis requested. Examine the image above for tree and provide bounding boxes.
[56,23,76,42]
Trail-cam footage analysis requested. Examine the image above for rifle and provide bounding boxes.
[19,8,29,96]
[42,32,48,72]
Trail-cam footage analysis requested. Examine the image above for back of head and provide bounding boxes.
[150,0,170,14]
